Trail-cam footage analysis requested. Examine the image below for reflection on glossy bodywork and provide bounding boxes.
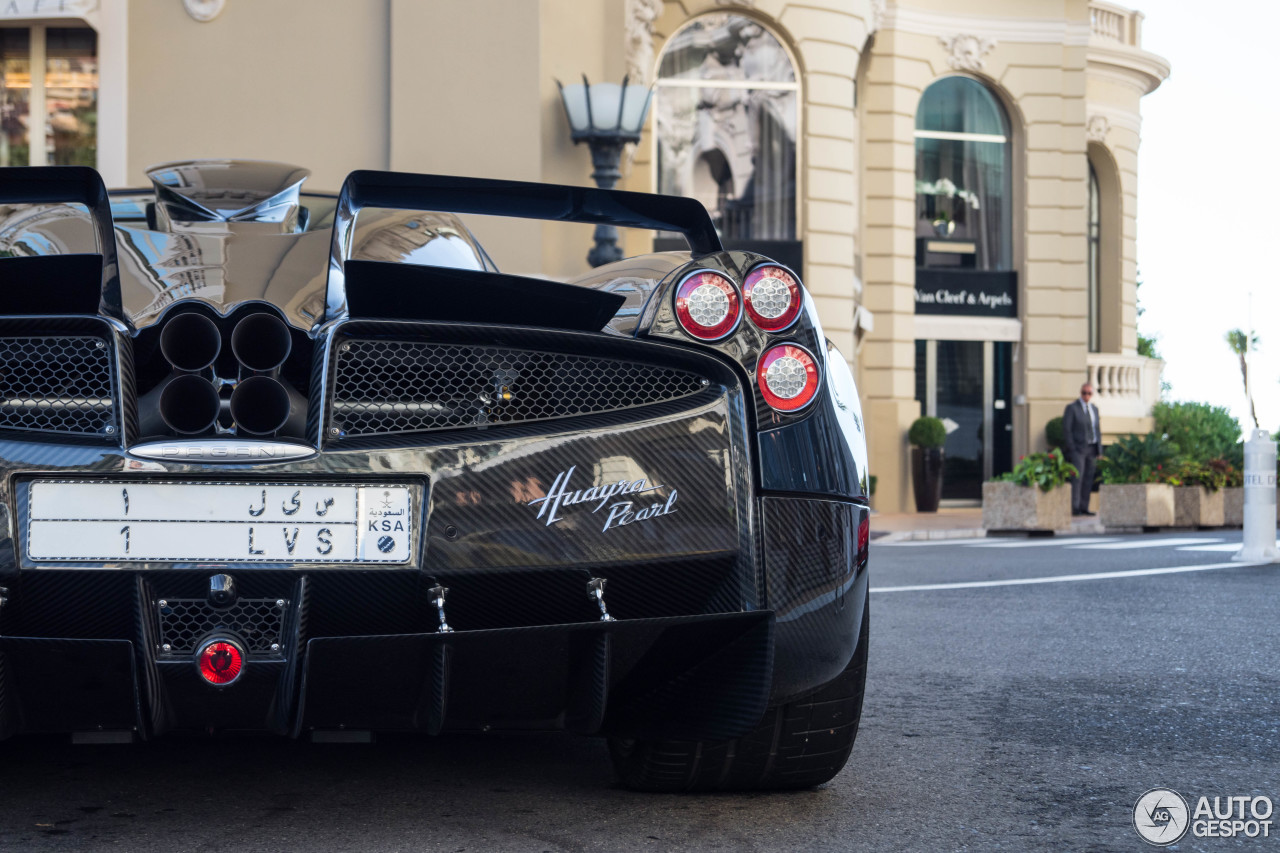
[147,160,312,231]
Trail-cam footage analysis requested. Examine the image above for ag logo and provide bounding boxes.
[1133,788,1190,846]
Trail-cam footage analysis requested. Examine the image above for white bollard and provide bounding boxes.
[1234,428,1279,563]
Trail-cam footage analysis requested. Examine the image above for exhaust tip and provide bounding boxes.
[158,374,220,435]
[230,375,292,435]
[231,313,292,373]
[159,312,221,372]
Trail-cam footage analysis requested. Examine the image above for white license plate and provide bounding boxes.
[27,481,413,563]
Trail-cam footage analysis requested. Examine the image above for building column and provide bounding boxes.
[860,27,926,513]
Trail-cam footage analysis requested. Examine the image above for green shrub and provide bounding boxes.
[993,448,1078,492]
[1152,401,1240,464]
[868,475,878,496]
[1208,458,1240,489]
[908,416,947,449]
[1045,416,1064,449]
[1170,459,1229,492]
[1096,432,1180,485]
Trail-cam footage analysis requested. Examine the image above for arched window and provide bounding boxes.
[914,77,1011,271]
[1088,163,1101,352]
[655,15,797,241]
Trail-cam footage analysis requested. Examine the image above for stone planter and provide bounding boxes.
[982,482,1072,532]
[1099,483,1175,528]
[1173,486,1224,527]
[1222,487,1244,527]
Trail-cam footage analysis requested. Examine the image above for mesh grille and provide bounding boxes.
[0,336,113,435]
[331,340,707,437]
[157,598,285,655]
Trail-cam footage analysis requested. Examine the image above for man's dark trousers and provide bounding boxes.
[1067,445,1099,514]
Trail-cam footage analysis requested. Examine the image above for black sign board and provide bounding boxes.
[914,270,1017,318]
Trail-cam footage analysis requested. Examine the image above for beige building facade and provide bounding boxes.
[0,0,1168,511]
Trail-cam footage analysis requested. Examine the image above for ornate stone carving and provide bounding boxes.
[869,0,887,34]
[624,0,664,84]
[1086,114,1111,143]
[183,0,225,22]
[939,34,996,72]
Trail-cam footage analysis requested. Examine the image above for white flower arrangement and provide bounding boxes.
[915,178,981,210]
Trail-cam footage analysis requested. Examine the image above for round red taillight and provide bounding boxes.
[743,265,801,332]
[197,639,244,686]
[756,344,820,412]
[674,271,740,341]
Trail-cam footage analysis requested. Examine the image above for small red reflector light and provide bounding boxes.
[198,639,244,686]
[674,271,741,340]
[743,265,801,332]
[756,344,820,412]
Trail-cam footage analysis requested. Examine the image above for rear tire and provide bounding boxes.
[609,593,868,792]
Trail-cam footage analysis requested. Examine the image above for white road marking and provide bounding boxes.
[1068,537,1220,550]
[870,560,1268,593]
[1176,543,1246,553]
[960,537,1121,548]
[874,538,987,547]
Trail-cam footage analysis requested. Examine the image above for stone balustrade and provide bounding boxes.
[1086,352,1163,420]
[1090,1,1144,46]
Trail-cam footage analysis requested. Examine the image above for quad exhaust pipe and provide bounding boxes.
[230,375,295,435]
[157,374,221,435]
[231,312,292,373]
[159,312,221,373]
[141,309,302,438]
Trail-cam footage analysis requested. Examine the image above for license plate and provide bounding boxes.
[27,481,413,563]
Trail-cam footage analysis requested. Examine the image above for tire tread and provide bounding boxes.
[610,596,868,792]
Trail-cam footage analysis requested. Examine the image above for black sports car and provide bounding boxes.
[0,160,869,791]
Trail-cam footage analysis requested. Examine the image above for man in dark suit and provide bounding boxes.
[1062,382,1103,516]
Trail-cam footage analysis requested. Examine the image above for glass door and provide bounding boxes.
[915,339,1013,502]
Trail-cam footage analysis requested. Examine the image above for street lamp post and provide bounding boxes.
[556,75,654,267]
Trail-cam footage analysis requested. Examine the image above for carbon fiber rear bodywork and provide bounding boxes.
[0,164,869,751]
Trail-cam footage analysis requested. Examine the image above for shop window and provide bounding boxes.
[0,25,97,168]
[914,76,1011,271]
[655,14,797,244]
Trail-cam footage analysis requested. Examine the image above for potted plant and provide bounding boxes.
[1045,416,1065,451]
[1096,433,1178,528]
[982,449,1077,532]
[908,416,947,513]
[1169,459,1227,527]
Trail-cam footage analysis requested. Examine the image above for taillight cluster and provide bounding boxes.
[673,264,819,412]
[674,271,740,340]
[743,266,801,331]
[756,344,819,412]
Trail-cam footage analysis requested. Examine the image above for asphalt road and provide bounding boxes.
[2,531,1278,851]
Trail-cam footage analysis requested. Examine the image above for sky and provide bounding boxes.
[1137,0,1280,435]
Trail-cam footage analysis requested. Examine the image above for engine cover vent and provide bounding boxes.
[0,336,114,436]
[330,340,707,437]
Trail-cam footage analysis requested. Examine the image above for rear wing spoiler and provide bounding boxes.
[0,166,122,319]
[325,170,723,323]
[0,166,720,330]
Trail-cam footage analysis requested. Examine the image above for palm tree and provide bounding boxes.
[1225,328,1260,428]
